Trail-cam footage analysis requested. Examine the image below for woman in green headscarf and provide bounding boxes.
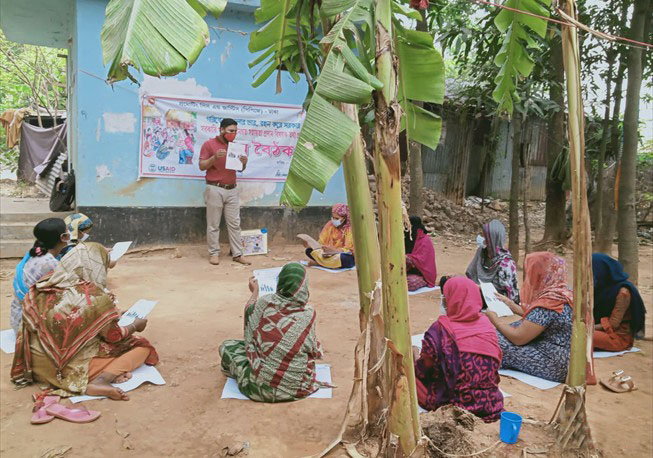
[219,262,324,402]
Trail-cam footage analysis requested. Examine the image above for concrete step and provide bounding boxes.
[0,239,33,258]
[0,222,36,240]
[0,212,71,224]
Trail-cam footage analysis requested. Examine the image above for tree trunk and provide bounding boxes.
[407,14,427,218]
[523,142,531,256]
[595,58,626,254]
[540,32,567,246]
[554,1,596,452]
[618,0,648,285]
[373,0,420,454]
[327,103,387,451]
[594,55,614,237]
[342,104,382,328]
[509,112,521,265]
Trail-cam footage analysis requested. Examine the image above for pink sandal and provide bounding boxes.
[45,403,101,423]
[31,395,61,425]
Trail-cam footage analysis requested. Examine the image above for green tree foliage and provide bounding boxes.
[0,31,66,171]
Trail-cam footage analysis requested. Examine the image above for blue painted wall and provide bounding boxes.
[72,0,346,208]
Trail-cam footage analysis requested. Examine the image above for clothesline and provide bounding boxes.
[466,0,653,50]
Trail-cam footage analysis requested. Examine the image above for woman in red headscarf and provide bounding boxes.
[301,203,355,270]
[488,252,574,383]
[414,276,504,422]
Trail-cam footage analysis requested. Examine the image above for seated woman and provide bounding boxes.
[58,213,93,259]
[300,203,354,270]
[11,243,158,400]
[219,262,324,402]
[466,220,520,304]
[414,276,503,422]
[592,253,646,352]
[405,217,437,291]
[488,252,573,383]
[11,218,69,333]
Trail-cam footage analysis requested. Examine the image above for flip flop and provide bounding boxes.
[599,370,638,393]
[31,395,61,425]
[45,403,101,423]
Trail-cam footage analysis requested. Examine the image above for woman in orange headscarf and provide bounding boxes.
[301,204,354,270]
[486,252,573,383]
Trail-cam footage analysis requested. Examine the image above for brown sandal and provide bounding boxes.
[600,370,638,393]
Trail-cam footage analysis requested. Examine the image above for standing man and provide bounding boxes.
[199,118,251,266]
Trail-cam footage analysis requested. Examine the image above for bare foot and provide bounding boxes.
[86,382,129,401]
[308,260,319,267]
[113,372,133,384]
[233,256,251,266]
[87,372,130,400]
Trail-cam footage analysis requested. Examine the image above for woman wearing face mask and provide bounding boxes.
[488,252,573,383]
[11,243,158,403]
[414,276,504,422]
[58,213,93,259]
[10,218,69,334]
[466,220,519,304]
[301,203,355,269]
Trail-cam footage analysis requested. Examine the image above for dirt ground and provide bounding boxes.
[0,239,651,458]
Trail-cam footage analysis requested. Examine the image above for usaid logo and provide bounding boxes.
[148,164,157,172]
[158,166,176,173]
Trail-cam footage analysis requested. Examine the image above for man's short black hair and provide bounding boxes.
[220,118,238,129]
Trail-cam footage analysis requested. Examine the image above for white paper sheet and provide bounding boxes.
[253,267,283,295]
[117,299,157,326]
[221,364,333,400]
[0,329,16,354]
[69,364,165,403]
[110,241,133,262]
[411,333,425,350]
[408,286,440,296]
[299,260,355,273]
[225,142,248,171]
[498,369,561,390]
[479,282,513,317]
[593,347,641,359]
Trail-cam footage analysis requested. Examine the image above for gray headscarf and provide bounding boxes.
[465,220,509,284]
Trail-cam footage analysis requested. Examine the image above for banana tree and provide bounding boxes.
[248,0,444,454]
[549,0,596,452]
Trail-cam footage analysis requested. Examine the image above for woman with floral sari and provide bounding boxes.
[466,220,520,304]
[301,203,354,269]
[414,276,504,422]
[11,243,158,401]
[219,262,324,402]
[488,252,573,383]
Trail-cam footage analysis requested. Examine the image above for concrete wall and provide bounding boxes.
[65,0,346,245]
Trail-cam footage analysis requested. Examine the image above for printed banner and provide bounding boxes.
[139,95,304,180]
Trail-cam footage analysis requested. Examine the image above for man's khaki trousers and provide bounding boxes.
[204,185,243,258]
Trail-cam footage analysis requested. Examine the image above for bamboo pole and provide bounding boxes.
[555,0,596,451]
[373,0,420,454]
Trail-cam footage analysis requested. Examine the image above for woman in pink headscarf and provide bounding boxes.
[414,276,504,422]
[404,216,437,291]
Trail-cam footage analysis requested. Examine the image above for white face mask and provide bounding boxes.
[476,234,486,249]
[331,218,343,228]
[80,233,90,242]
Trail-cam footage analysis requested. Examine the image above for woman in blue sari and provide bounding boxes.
[10,218,69,333]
